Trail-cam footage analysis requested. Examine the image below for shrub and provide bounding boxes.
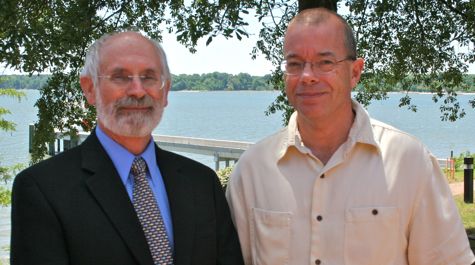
[216,165,234,193]
[454,150,475,171]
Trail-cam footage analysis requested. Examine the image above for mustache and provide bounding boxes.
[114,95,156,109]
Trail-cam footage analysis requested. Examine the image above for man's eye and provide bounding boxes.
[141,76,158,84]
[287,61,303,68]
[112,75,128,81]
[318,60,335,65]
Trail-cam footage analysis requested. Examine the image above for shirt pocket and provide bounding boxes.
[344,206,401,265]
[250,207,292,265]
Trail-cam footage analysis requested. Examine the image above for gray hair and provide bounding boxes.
[290,8,357,60]
[81,30,171,86]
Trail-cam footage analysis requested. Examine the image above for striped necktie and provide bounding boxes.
[131,157,174,265]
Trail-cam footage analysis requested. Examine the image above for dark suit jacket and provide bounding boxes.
[11,130,243,264]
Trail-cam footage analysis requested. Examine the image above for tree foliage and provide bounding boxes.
[0,75,51,90]
[171,72,272,91]
[1,0,256,163]
[260,0,475,125]
[0,82,27,207]
[216,165,234,193]
[7,73,473,92]
[348,0,475,122]
[0,0,474,162]
[0,88,27,132]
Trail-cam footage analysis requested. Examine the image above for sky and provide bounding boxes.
[160,16,275,76]
[1,7,474,76]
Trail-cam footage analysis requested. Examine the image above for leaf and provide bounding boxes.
[206,36,213,46]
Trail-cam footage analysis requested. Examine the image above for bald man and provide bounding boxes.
[227,8,475,265]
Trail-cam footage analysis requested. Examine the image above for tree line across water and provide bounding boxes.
[0,73,273,91]
[1,73,474,92]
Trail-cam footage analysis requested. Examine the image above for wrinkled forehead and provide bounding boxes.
[98,33,162,73]
[99,33,158,59]
[283,19,346,57]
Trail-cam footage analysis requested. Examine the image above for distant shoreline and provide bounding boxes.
[174,90,279,92]
[6,88,475,94]
[386,91,475,95]
[174,90,475,94]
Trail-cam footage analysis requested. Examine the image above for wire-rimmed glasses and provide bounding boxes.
[97,74,166,89]
[280,57,354,75]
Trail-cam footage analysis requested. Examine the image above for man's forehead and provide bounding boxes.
[98,33,162,72]
[105,31,149,45]
[110,67,159,74]
[286,51,336,59]
[101,33,153,53]
[284,19,345,55]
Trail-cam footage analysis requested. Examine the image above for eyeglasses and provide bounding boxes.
[97,75,166,89]
[280,57,355,76]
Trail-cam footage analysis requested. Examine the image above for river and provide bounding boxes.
[0,90,474,258]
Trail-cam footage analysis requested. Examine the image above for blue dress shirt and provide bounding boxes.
[95,126,174,252]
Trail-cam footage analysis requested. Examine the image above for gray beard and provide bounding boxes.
[96,92,164,137]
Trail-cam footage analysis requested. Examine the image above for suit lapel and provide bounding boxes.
[81,130,153,265]
[155,145,195,265]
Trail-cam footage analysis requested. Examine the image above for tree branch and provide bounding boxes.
[299,0,337,12]
[437,0,468,19]
[266,1,279,29]
[217,2,233,32]
[355,0,368,43]
[412,0,426,44]
[92,1,131,31]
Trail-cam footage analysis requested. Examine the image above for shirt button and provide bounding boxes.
[317,215,323,221]
[315,259,321,265]
[320,174,325,179]
[372,209,378,215]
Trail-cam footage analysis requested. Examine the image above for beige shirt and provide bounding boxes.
[226,99,475,265]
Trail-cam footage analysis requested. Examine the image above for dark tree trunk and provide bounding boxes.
[299,0,338,12]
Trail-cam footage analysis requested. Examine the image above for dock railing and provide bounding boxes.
[29,124,253,170]
[29,124,449,171]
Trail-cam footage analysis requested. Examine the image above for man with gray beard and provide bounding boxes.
[10,31,243,265]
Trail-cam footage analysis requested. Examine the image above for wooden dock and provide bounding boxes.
[29,124,253,170]
[29,124,448,171]
[153,134,253,170]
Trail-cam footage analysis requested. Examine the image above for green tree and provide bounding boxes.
[1,0,255,163]
[0,85,27,207]
[1,0,474,162]
[453,150,475,171]
[237,73,252,90]
[258,0,475,125]
[251,78,267,90]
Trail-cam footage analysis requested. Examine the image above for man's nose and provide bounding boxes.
[299,63,320,85]
[126,76,147,98]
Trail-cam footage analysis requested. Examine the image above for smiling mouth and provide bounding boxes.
[118,107,154,114]
[298,92,326,98]
[122,107,150,110]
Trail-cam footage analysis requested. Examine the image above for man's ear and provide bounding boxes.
[80,76,97,105]
[350,58,364,88]
[162,79,171,108]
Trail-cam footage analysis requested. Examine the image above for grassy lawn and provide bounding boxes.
[454,194,475,254]
[444,169,467,184]
[449,167,475,255]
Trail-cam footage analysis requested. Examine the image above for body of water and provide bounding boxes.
[0,90,474,258]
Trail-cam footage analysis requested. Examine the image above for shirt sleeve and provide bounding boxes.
[226,166,253,265]
[407,154,475,265]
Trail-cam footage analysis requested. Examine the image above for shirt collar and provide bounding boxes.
[348,99,382,155]
[96,126,157,186]
[279,99,381,161]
